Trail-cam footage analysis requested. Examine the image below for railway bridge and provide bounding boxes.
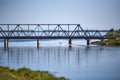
[0,24,115,48]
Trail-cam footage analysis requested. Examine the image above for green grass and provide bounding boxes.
[91,39,120,46]
[106,32,120,37]
[0,66,68,80]
[93,28,120,46]
[105,29,120,37]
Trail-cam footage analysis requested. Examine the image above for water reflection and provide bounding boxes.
[1,47,103,68]
[0,46,120,80]
[0,47,103,69]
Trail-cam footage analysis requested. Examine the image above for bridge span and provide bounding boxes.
[0,24,115,48]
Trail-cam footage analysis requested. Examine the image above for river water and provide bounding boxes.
[0,40,120,80]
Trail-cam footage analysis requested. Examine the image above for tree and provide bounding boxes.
[119,29,120,31]
[108,28,114,32]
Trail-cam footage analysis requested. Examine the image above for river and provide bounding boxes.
[0,40,120,80]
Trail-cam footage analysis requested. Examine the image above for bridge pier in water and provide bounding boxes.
[37,39,40,48]
[101,39,104,42]
[86,39,90,46]
[4,39,8,48]
[68,39,72,47]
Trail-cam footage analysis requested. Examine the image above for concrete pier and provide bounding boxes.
[68,39,72,47]
[68,39,72,44]
[87,39,90,46]
[101,39,104,42]
[4,39,8,48]
[37,39,40,48]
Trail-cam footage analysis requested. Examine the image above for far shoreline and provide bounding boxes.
[91,38,120,46]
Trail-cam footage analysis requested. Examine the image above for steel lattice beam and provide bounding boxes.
[0,24,116,39]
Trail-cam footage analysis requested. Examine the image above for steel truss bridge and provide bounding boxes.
[0,24,116,48]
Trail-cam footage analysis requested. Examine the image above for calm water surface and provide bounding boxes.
[0,40,120,80]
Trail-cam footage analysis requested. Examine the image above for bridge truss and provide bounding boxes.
[0,24,109,39]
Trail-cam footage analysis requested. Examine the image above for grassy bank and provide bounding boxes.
[91,39,120,46]
[0,66,67,80]
[105,29,120,37]
[91,28,120,46]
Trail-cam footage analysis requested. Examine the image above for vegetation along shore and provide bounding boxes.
[0,66,67,80]
[91,28,120,46]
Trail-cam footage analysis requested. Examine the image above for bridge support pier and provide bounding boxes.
[37,39,40,48]
[87,39,90,46]
[4,39,8,48]
[68,39,72,47]
[101,39,104,42]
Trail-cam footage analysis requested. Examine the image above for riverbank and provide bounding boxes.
[91,39,120,46]
[0,66,67,80]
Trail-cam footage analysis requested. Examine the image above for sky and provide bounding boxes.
[0,0,120,29]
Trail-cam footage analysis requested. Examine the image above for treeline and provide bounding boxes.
[105,28,120,37]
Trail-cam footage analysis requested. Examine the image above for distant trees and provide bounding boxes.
[106,28,120,37]
[108,28,120,32]
[108,28,114,32]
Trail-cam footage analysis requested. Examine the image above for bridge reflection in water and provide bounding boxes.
[0,47,102,70]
